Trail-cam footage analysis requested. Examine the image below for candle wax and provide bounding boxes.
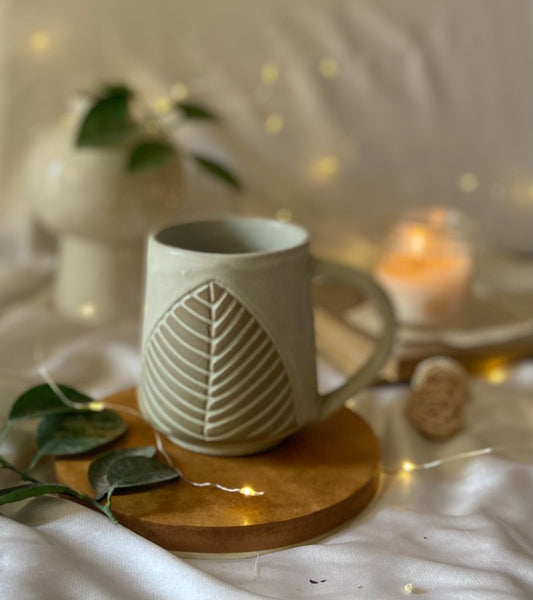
[376,252,472,326]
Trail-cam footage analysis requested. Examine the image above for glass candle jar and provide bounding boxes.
[375,207,474,326]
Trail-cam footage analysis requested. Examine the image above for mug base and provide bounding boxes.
[166,434,287,457]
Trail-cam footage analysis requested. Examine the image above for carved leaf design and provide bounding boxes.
[140,281,296,443]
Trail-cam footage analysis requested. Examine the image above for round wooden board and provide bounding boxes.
[55,388,381,554]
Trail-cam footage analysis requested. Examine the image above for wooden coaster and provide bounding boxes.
[55,388,381,554]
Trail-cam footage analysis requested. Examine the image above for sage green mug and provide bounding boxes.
[138,217,395,456]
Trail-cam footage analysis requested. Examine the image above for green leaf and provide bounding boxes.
[192,155,243,191]
[105,456,180,496]
[88,446,157,499]
[175,101,218,121]
[127,139,177,172]
[0,482,118,523]
[9,384,93,421]
[31,411,127,469]
[101,84,134,100]
[0,482,74,505]
[76,94,136,147]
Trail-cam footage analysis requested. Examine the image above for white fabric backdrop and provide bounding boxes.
[0,273,532,599]
[0,0,532,260]
[1,3,532,598]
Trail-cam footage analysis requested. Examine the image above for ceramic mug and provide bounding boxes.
[138,217,395,456]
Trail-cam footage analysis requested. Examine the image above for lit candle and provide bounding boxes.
[376,209,473,326]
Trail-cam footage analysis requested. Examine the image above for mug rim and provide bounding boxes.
[152,216,309,258]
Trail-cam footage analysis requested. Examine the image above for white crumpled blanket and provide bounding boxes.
[0,267,532,599]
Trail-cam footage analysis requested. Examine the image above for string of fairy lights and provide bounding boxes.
[34,354,532,503]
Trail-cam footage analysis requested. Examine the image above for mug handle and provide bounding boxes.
[313,258,396,420]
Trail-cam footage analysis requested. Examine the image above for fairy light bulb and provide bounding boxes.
[153,96,172,115]
[309,155,339,183]
[78,302,96,318]
[264,112,284,135]
[28,31,52,53]
[275,208,293,223]
[401,461,416,473]
[261,62,280,84]
[403,583,415,595]
[318,57,340,79]
[239,486,264,497]
[458,173,479,193]
[484,365,509,384]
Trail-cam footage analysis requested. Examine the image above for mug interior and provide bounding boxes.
[155,218,308,255]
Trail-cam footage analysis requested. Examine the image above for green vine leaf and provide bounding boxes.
[192,155,243,191]
[88,446,157,500]
[105,456,180,498]
[0,482,75,505]
[30,411,127,470]
[0,482,118,523]
[76,93,136,147]
[175,101,218,121]
[9,384,93,421]
[127,139,177,172]
[101,84,134,100]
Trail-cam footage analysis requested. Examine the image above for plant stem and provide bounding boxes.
[1,455,117,523]
[0,455,39,483]
[0,421,12,446]
[78,491,118,524]
[105,486,114,507]
[27,451,42,473]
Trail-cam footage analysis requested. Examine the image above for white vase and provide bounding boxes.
[24,104,183,324]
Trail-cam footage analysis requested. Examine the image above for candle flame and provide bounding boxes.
[406,227,427,259]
